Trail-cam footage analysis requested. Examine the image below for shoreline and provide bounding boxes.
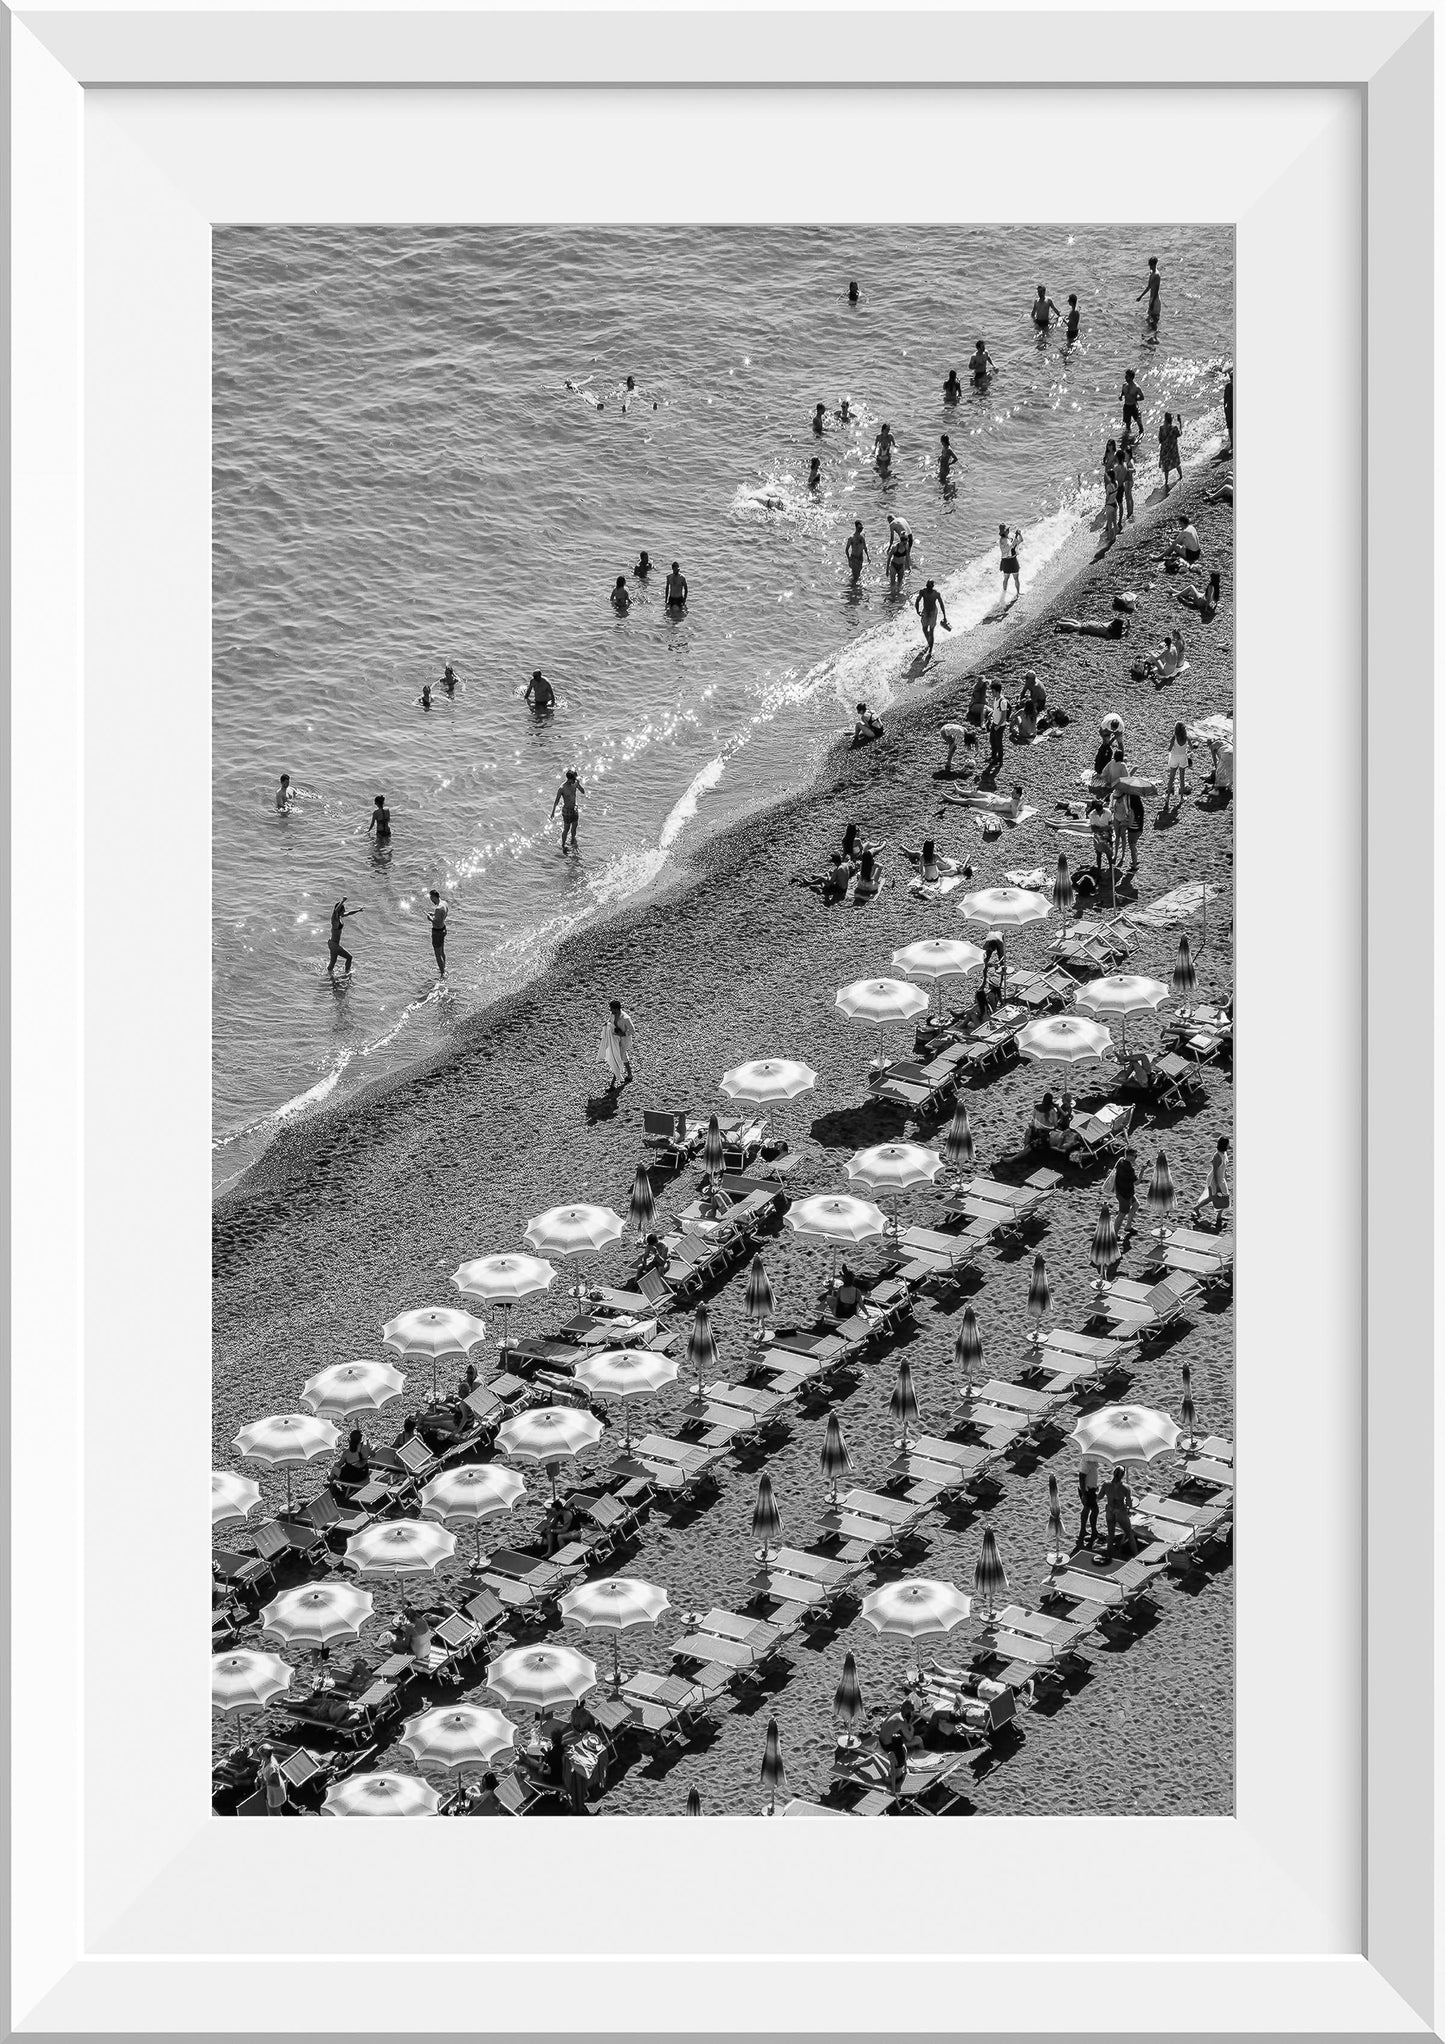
[214,445,1219,1221]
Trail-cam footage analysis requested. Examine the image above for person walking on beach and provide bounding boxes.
[598,998,636,1094]
[1031,283,1061,331]
[844,520,870,585]
[1103,1467,1139,1561]
[551,769,586,853]
[914,580,951,663]
[1114,1144,1138,1238]
[426,889,448,976]
[326,898,361,977]
[1193,1136,1232,1232]
[275,773,293,813]
[1138,255,1162,327]
[664,561,688,612]
[1077,1457,1102,1549]
[525,669,556,710]
[998,525,1022,604]
[1159,412,1183,494]
[969,339,995,385]
[1120,369,1143,439]
[368,794,391,846]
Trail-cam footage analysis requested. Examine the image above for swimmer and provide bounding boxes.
[664,561,688,611]
[914,579,951,661]
[939,434,959,485]
[812,402,827,436]
[634,550,651,579]
[1138,255,1162,326]
[368,793,391,844]
[1031,284,1061,330]
[873,423,897,472]
[844,520,869,585]
[524,669,556,710]
[420,683,433,710]
[439,664,458,696]
[611,576,631,614]
[969,339,996,385]
[1064,294,1081,344]
[275,773,293,812]
[847,280,860,304]
[837,396,852,422]
[808,457,822,490]
[943,369,962,403]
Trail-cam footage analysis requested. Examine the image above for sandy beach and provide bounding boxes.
[215,464,1234,1814]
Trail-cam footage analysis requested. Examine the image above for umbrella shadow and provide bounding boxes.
[809,1101,907,1152]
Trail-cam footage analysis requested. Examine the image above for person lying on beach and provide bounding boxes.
[551,768,586,851]
[333,1427,371,1491]
[969,339,996,385]
[1177,571,1221,619]
[611,576,632,613]
[1206,482,1234,507]
[914,580,951,659]
[900,838,963,885]
[872,423,897,473]
[852,703,885,747]
[1011,671,1046,740]
[791,852,855,905]
[525,669,556,709]
[943,369,963,403]
[940,723,978,776]
[941,781,1026,820]
[998,526,1022,603]
[664,562,688,610]
[852,850,885,901]
[938,435,958,486]
[638,1233,669,1279]
[844,521,870,585]
[275,773,293,811]
[1055,614,1126,640]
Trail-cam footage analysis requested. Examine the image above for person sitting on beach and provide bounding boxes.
[998,526,1022,603]
[840,823,886,863]
[1137,630,1185,684]
[791,852,854,904]
[458,1361,479,1397]
[1027,1092,1059,1150]
[938,434,959,486]
[1164,721,1192,809]
[1011,671,1046,740]
[333,1427,370,1492]
[872,423,896,473]
[851,702,885,747]
[1178,569,1221,619]
[1163,514,1201,566]
[914,581,951,661]
[943,369,963,403]
[852,849,885,902]
[275,773,293,812]
[1055,614,1126,639]
[832,1262,863,1316]
[525,669,556,709]
[1031,283,1061,331]
[664,562,688,610]
[969,339,995,385]
[900,838,962,887]
[611,576,631,613]
[844,520,869,585]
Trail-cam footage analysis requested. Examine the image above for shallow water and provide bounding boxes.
[213,224,1233,1187]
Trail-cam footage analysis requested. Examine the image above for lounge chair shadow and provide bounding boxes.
[809,1101,905,1152]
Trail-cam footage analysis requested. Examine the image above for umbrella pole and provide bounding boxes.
[623,1402,632,1457]
[612,1637,621,1694]
[285,1465,293,1515]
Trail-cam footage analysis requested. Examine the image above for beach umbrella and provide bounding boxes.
[846,1140,943,1237]
[686,1787,702,1816]
[211,1649,293,1716]
[345,1518,457,1579]
[891,937,985,1018]
[1117,775,1159,798]
[942,1102,975,1178]
[233,1413,338,1514]
[687,1302,719,1396]
[835,976,931,1027]
[720,1057,817,1105]
[451,1251,555,1349]
[786,1191,888,1285]
[524,1203,627,1297]
[322,1771,441,1818]
[627,1164,656,1236]
[486,1642,598,1717]
[819,1409,853,1503]
[744,1255,775,1329]
[973,1528,1009,1617]
[1090,1203,1121,1283]
[260,1580,374,1655]
[418,1463,525,1567]
[1171,936,1198,1011]
[1179,1361,1197,1454]
[1018,1015,1113,1069]
[496,1405,604,1498]
[1052,853,1075,940]
[560,1576,670,1691]
[572,1347,678,1456]
[211,1469,262,1530]
[752,1472,782,1569]
[381,1307,488,1400]
[1071,1404,1180,1470]
[1075,974,1170,1054]
[301,1358,406,1422]
[702,1114,726,1176]
[861,1578,972,1668]
[401,1703,517,1776]
[890,1357,920,1452]
[1045,1475,1068,1565]
[1027,1254,1054,1339]
[954,1304,983,1401]
[834,1651,866,1744]
[959,886,1051,995]
[760,1717,786,1815]
[1147,1151,1176,1238]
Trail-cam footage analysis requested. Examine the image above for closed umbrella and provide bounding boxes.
[834,1651,866,1745]
[1045,1475,1068,1565]
[401,1704,516,1776]
[322,1772,441,1817]
[752,1472,782,1569]
[686,1787,702,1816]
[973,1528,1009,1617]
[942,1102,975,1178]
[786,1191,888,1285]
[418,1463,525,1568]
[835,977,930,1072]
[345,1518,457,1579]
[954,1304,983,1402]
[720,1057,817,1105]
[861,1578,972,1669]
[1147,1151,1176,1238]
[1052,854,1075,943]
[891,937,985,1019]
[702,1115,726,1177]
[381,1307,488,1400]
[572,1347,678,1456]
[687,1302,719,1396]
[497,1405,604,1498]
[819,1409,853,1504]
[760,1718,786,1816]
[451,1252,555,1350]
[233,1413,338,1514]
[524,1203,627,1298]
[845,1141,943,1237]
[890,1357,920,1453]
[212,1648,293,1715]
[212,1469,262,1530]
[744,1255,775,1330]
[1179,1361,1197,1454]
[627,1164,655,1236]
[1018,1015,1113,1069]
[1075,974,1170,1054]
[959,886,1051,995]
[560,1576,670,1691]
[487,1642,598,1716]
[1090,1202,1120,1282]
[261,1580,374,1656]
[1027,1254,1054,1339]
[1071,1404,1180,1469]
[1171,935,1197,1011]
[300,1358,406,1422]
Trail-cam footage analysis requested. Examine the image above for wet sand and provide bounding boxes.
[215,460,1235,1814]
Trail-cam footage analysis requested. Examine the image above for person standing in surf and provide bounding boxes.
[872,423,896,474]
[938,434,959,488]
[968,338,995,385]
[943,368,962,403]
[1031,284,1061,331]
[1120,368,1144,440]
[812,402,827,436]
[524,670,555,710]
[611,576,631,613]
[664,561,688,612]
[1159,412,1183,495]
[1222,369,1233,448]
[844,520,870,586]
[368,793,391,846]
[326,898,361,977]
[426,889,448,976]
[1138,255,1162,327]
[998,524,1023,604]
[275,773,293,812]
[1064,295,1081,345]
[551,768,586,852]
[914,580,951,662]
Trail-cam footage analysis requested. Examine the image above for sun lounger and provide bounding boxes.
[1007,966,1075,1013]
[213,1519,292,1597]
[910,1661,1019,1736]
[1049,917,1132,974]
[896,1221,992,1280]
[952,1167,1061,1223]
[765,1545,864,1591]
[869,1054,964,1118]
[965,1378,1071,1443]
[1181,1454,1235,1492]
[1161,1007,1233,1064]
[643,1108,699,1172]
[782,1798,850,1817]
[1143,1227,1234,1292]
[620,1669,724,1747]
[1017,1326,1139,1393]
[1088,1268,1202,1337]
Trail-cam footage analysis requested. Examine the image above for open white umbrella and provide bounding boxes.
[497,1405,604,1497]
[1018,1015,1113,1069]
[345,1518,457,1578]
[419,1463,525,1567]
[560,1577,670,1690]
[861,1578,972,1667]
[845,1141,943,1237]
[487,1642,598,1715]
[382,1307,488,1399]
[891,938,985,1019]
[300,1358,406,1421]
[401,1703,517,1775]
[1075,973,1170,1053]
[836,976,930,1031]
[211,1649,293,1715]
[451,1252,555,1350]
[1071,1404,1180,1469]
[261,1580,374,1654]
[524,1203,627,1297]
[959,886,1051,995]
[211,1469,263,1530]
[720,1058,817,1105]
[572,1348,679,1456]
[786,1191,888,1285]
[233,1413,338,1513]
[322,1772,441,1817]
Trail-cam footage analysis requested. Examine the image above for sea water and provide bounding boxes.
[213,224,1233,1190]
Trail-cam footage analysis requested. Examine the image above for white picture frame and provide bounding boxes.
[6,6,1435,2036]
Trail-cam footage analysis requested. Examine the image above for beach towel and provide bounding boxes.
[1187,714,1234,745]
[1004,869,1047,891]
[1123,883,1220,931]
[909,876,962,899]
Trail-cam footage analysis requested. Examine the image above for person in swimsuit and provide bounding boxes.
[664,562,688,610]
[812,402,827,436]
[938,434,959,487]
[1164,721,1192,809]
[1178,569,1222,619]
[275,773,293,812]
[872,423,896,473]
[1120,369,1143,437]
[998,525,1022,602]
[419,683,432,710]
[439,664,459,696]
[1031,284,1061,330]
[368,794,391,845]
[524,669,556,709]
[792,851,854,904]
[1222,369,1233,447]
[808,456,822,490]
[852,702,884,747]
[847,280,859,303]
[1137,255,1162,326]
[969,339,995,384]
[943,369,962,403]
[940,722,978,776]
[1064,294,1081,344]
[634,551,651,579]
[1116,444,1136,522]
[551,769,586,851]
[326,898,361,977]
[426,889,448,975]
[1159,413,1183,494]
[851,849,884,901]
[611,576,631,613]
[844,520,869,585]
[914,580,951,661]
